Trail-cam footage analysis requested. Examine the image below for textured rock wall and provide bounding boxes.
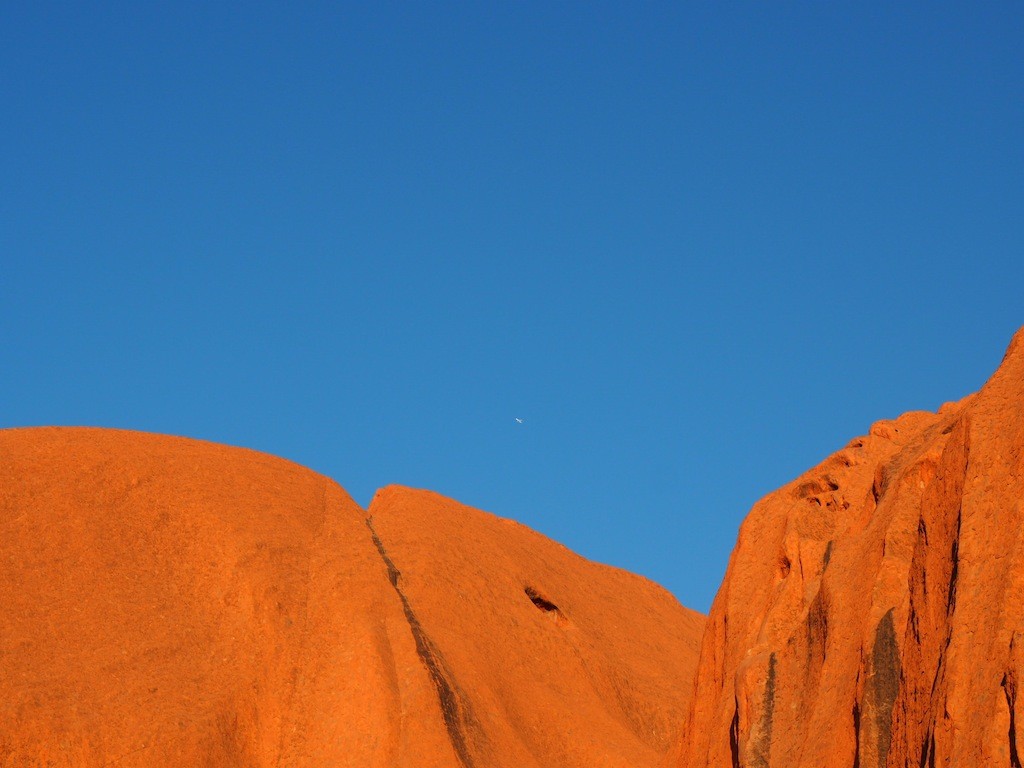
[671,328,1024,768]
[0,427,703,767]
[368,486,704,767]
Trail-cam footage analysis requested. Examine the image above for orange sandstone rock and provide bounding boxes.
[671,328,1024,768]
[0,427,703,767]
[368,486,704,768]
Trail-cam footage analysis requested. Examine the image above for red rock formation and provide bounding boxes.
[671,328,1024,768]
[0,427,703,767]
[368,486,704,767]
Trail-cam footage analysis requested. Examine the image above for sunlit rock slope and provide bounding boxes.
[0,427,703,767]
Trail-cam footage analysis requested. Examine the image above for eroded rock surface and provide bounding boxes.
[0,428,703,767]
[671,328,1024,768]
[368,486,704,768]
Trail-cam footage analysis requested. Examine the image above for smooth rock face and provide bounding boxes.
[368,486,704,768]
[671,328,1024,768]
[0,428,703,767]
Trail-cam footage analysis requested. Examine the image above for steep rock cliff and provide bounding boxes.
[673,328,1024,768]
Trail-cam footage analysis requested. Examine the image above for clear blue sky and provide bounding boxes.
[3,2,1021,611]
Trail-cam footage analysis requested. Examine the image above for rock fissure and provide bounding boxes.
[1005,674,1022,768]
[945,511,961,614]
[1,430,705,767]
[363,516,479,768]
[524,586,561,616]
[869,609,900,765]
[852,699,861,768]
[729,702,741,768]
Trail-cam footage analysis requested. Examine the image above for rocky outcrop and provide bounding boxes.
[0,428,703,767]
[671,328,1024,767]
[368,486,704,767]
[15,328,1023,768]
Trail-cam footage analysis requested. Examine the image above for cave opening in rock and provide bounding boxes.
[524,586,559,614]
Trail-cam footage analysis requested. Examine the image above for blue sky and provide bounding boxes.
[3,2,1021,611]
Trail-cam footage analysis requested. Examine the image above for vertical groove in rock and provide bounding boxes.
[867,610,900,766]
[364,516,479,768]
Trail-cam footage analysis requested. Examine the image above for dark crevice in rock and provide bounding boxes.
[524,586,560,614]
[872,460,898,507]
[853,699,861,768]
[919,729,935,768]
[909,599,921,645]
[870,609,900,766]
[806,588,829,669]
[778,556,791,579]
[763,651,777,742]
[729,703,741,768]
[794,475,841,500]
[751,653,777,768]
[946,511,961,613]
[365,517,479,768]
[1004,673,1022,768]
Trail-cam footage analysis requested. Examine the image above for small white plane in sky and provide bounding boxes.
[515,418,524,424]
